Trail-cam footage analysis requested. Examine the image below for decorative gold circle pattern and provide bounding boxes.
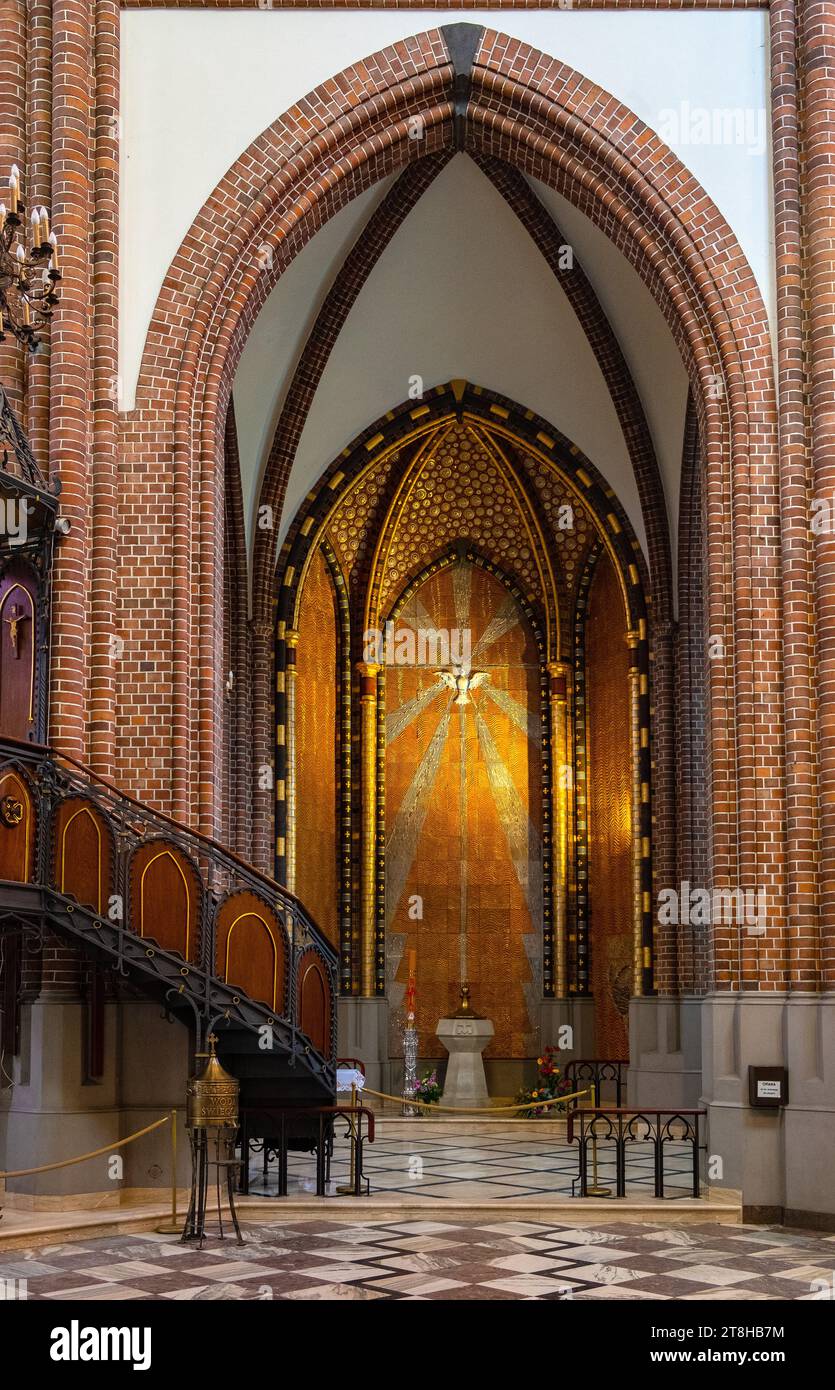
[522,453,596,615]
[378,426,543,615]
[330,454,398,582]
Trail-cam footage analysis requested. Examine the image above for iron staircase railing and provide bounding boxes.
[0,735,337,1090]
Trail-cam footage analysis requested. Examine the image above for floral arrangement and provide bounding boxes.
[515,1046,574,1118]
[412,1069,442,1108]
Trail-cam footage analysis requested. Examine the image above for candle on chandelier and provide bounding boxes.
[39,207,49,240]
[48,231,59,271]
[21,298,30,326]
[31,207,41,247]
[0,203,5,231]
[9,165,19,214]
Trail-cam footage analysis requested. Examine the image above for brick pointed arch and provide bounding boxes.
[123,27,781,974]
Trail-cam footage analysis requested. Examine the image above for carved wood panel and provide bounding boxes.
[297,949,332,1058]
[0,768,33,881]
[215,891,287,1014]
[52,799,113,914]
[129,840,200,962]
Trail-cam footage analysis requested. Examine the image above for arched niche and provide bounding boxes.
[0,563,37,742]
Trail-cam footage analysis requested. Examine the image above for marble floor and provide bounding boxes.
[250,1129,697,1201]
[3,1218,833,1300]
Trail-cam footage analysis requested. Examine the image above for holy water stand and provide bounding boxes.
[181,1035,244,1247]
[436,985,494,1108]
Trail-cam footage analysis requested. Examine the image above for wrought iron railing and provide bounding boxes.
[567,1106,706,1199]
[240,1105,375,1197]
[0,735,337,1077]
[563,1058,629,1108]
[0,383,55,496]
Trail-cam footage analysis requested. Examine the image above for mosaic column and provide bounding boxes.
[358,661,381,996]
[548,661,571,999]
[284,629,299,894]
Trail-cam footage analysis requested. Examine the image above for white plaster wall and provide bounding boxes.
[120,9,772,409]
[532,179,690,569]
[233,180,391,543]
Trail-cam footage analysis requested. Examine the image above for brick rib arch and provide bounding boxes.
[123,29,781,983]
[248,148,675,898]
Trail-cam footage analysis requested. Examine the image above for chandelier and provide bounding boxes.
[0,165,60,353]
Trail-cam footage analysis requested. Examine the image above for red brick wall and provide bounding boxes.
[803,0,835,988]
[7,9,832,1000]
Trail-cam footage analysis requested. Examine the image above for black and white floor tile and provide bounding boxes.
[6,1220,834,1301]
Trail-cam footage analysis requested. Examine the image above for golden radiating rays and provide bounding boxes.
[482,683,542,744]
[385,681,445,746]
[385,698,453,929]
[470,594,522,664]
[385,564,542,1038]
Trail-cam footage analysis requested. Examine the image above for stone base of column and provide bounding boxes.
[628,995,703,1109]
[0,998,190,1205]
[701,992,835,1224]
[336,997,391,1094]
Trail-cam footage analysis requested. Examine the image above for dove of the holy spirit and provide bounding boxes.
[436,667,491,706]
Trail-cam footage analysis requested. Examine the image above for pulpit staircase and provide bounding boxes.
[0,736,337,1119]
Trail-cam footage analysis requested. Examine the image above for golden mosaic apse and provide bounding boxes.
[385,563,542,1058]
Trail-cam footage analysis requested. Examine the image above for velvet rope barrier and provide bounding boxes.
[0,1111,173,1178]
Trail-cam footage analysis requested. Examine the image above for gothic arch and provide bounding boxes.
[276,385,653,999]
[125,28,780,971]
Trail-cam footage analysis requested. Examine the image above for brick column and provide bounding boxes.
[88,0,119,775]
[24,0,52,464]
[772,0,819,990]
[0,0,27,407]
[48,0,94,756]
[804,0,835,986]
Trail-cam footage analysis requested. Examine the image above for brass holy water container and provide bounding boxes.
[186,1033,239,1129]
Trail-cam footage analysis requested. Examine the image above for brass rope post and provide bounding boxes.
[336,1081,358,1195]
[585,1081,611,1197]
[156,1109,181,1235]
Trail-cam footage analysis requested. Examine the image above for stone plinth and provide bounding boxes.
[436,1016,495,1108]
